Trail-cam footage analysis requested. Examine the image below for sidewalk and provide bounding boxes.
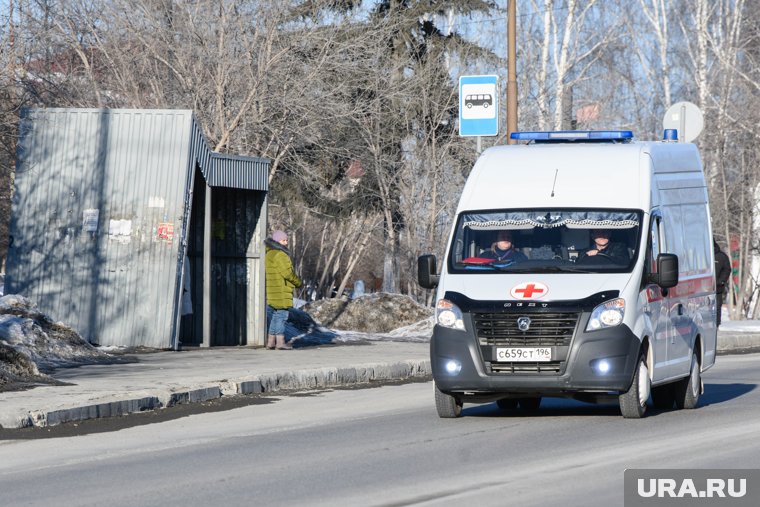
[0,341,430,429]
[1,331,758,430]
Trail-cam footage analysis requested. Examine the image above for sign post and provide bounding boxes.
[459,75,499,153]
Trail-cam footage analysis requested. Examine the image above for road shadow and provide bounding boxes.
[460,382,756,418]
[699,382,756,406]
[463,398,623,418]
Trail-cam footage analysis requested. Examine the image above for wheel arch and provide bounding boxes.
[640,335,652,378]
[693,333,703,368]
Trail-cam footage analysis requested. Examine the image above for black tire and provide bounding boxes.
[435,385,462,418]
[651,383,675,410]
[619,354,650,418]
[518,397,542,411]
[466,103,473,108]
[674,351,701,409]
[496,398,518,410]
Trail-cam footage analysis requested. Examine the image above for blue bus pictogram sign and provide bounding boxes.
[459,75,499,137]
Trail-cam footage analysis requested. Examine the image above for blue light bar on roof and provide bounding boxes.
[510,130,634,141]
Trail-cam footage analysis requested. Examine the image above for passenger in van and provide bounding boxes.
[481,230,527,263]
[577,229,630,264]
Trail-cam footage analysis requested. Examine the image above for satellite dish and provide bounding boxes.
[662,101,703,142]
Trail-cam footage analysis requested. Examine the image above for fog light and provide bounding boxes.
[445,359,462,375]
[592,358,612,375]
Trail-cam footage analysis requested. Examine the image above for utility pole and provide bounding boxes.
[506,0,518,144]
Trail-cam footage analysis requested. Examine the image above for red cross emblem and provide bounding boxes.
[511,282,548,300]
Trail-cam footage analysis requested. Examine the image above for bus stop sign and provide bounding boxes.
[459,75,499,137]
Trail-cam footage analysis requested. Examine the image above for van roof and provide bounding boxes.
[456,141,702,213]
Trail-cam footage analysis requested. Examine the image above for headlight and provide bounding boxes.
[586,298,625,331]
[436,299,465,331]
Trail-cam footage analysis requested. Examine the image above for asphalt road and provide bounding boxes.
[0,354,758,507]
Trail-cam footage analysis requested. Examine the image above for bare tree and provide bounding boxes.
[521,0,618,130]
[5,0,760,315]
[679,0,758,320]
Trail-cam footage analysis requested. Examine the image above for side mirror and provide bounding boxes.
[417,254,439,289]
[655,253,679,289]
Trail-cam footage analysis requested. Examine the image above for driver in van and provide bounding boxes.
[577,229,629,264]
[481,230,527,263]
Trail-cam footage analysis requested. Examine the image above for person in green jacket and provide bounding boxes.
[265,230,302,350]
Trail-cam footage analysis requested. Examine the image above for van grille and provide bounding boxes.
[489,362,563,374]
[476,311,579,375]
[475,312,579,347]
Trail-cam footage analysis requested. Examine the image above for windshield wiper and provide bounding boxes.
[542,265,593,273]
[457,261,592,273]
[499,265,593,273]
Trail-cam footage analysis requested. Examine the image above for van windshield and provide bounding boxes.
[448,209,642,274]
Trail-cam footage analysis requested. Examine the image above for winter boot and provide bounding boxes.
[275,335,292,350]
[266,334,276,350]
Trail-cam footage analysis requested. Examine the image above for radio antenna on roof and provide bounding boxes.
[550,169,558,197]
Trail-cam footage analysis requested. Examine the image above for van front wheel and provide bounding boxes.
[435,385,462,418]
[619,354,650,418]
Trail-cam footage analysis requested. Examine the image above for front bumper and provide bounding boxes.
[432,314,641,397]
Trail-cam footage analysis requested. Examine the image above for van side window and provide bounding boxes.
[648,216,662,275]
[683,204,711,273]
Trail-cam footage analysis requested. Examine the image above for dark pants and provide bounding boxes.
[716,290,724,327]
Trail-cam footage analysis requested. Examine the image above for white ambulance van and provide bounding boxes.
[418,130,716,419]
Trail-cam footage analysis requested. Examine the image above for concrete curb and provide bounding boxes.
[717,333,760,354]
[3,333,756,429]
[246,360,432,394]
[5,360,432,429]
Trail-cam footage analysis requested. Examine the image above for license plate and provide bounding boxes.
[495,347,552,362]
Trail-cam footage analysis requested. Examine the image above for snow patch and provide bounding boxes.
[302,293,433,333]
[1,292,433,390]
[0,295,122,391]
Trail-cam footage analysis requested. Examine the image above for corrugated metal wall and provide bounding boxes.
[209,186,266,346]
[7,108,269,349]
[181,183,266,346]
[209,153,269,191]
[8,109,193,347]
